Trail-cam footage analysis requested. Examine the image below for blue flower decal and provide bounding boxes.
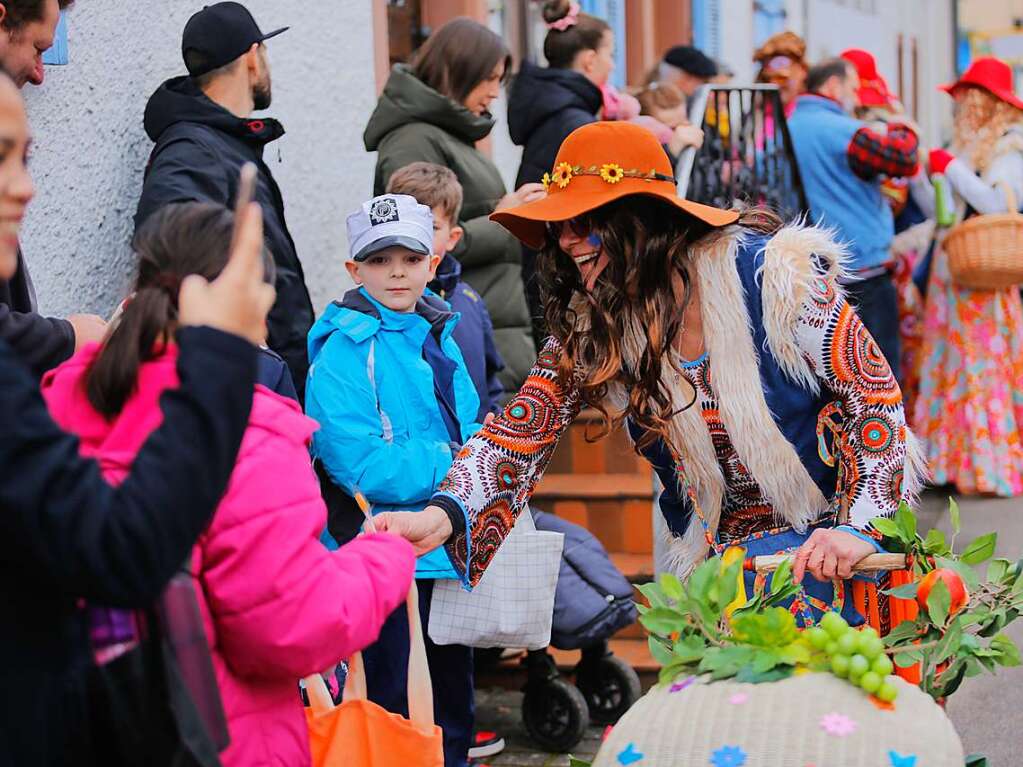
[617,742,644,765]
[710,745,747,767]
[888,752,917,767]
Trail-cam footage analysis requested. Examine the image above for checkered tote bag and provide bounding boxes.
[428,511,564,650]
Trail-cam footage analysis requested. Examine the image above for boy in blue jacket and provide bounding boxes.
[306,193,483,767]
[387,162,505,418]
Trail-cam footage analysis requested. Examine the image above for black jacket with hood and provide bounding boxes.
[135,76,312,401]
[0,327,256,765]
[0,251,74,377]
[507,62,603,346]
[508,61,603,188]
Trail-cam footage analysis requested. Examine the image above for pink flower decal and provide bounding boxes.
[820,712,857,737]
[727,692,749,705]
[669,676,696,693]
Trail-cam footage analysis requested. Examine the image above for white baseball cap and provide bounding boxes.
[346,194,434,262]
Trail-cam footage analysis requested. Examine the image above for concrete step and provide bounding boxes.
[546,410,647,476]
[608,551,655,583]
[534,472,652,500]
[533,473,655,555]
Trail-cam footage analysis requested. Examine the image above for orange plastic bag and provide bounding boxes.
[304,582,444,767]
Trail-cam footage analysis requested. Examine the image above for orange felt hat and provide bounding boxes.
[489,121,738,249]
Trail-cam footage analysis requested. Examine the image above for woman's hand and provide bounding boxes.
[69,313,108,351]
[792,527,878,583]
[178,201,276,345]
[374,506,453,557]
[496,183,546,212]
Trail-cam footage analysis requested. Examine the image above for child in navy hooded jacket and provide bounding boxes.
[387,162,506,417]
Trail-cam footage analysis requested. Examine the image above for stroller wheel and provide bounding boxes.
[522,677,589,753]
[575,654,641,725]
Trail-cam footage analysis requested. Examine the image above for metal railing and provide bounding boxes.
[676,84,808,221]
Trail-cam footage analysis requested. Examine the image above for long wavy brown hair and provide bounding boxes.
[538,197,781,452]
[952,85,1023,172]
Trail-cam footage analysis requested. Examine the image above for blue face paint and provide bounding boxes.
[586,233,602,248]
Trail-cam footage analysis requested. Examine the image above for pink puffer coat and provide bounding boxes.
[42,345,416,766]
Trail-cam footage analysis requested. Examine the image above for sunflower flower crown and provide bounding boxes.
[541,161,675,191]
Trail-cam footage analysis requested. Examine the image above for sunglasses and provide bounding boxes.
[546,212,601,239]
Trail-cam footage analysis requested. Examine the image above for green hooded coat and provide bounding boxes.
[363,64,536,395]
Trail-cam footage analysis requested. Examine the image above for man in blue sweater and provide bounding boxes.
[788,57,919,380]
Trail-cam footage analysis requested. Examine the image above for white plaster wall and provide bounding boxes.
[490,89,523,193]
[718,0,756,84]
[802,0,955,147]
[21,0,377,319]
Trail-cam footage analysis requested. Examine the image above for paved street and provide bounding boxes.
[475,491,1023,766]
[921,491,1023,765]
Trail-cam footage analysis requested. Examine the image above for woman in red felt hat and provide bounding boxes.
[376,120,924,628]
[910,56,1023,496]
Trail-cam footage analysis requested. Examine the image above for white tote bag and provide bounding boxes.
[428,510,564,650]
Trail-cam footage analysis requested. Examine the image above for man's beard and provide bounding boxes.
[253,80,272,111]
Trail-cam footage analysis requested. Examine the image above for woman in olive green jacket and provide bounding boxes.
[363,18,545,395]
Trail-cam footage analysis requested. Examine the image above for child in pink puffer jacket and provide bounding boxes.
[42,202,416,767]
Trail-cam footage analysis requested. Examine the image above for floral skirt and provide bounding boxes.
[911,247,1023,496]
[891,243,925,414]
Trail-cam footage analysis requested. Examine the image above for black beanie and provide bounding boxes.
[663,46,718,78]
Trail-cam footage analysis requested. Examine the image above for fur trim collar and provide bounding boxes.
[692,226,831,533]
[652,224,851,574]
[758,222,851,393]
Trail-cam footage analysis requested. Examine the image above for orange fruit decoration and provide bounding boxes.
[916,569,969,616]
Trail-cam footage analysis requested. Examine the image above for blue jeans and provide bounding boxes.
[362,579,474,767]
[845,272,902,384]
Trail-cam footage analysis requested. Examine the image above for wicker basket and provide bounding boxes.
[593,672,963,767]
[946,183,1023,290]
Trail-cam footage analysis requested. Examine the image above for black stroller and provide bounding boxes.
[503,508,641,753]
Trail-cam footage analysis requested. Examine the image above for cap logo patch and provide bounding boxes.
[369,197,400,226]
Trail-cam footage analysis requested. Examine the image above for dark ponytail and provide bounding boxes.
[542,0,610,70]
[85,202,273,418]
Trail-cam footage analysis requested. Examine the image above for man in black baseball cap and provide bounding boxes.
[182,1,288,78]
[181,1,287,109]
[136,2,316,402]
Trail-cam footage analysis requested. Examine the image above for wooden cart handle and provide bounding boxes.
[750,553,910,574]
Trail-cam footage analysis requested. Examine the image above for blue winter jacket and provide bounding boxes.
[787,95,894,271]
[306,287,481,578]
[428,253,505,419]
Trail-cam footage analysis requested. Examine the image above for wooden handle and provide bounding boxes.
[405,580,435,731]
[752,552,910,574]
[302,672,336,715]
[303,583,433,730]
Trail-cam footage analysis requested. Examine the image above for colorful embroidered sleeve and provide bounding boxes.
[794,278,908,535]
[431,338,583,586]
[847,123,920,181]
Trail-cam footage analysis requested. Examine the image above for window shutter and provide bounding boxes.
[692,0,722,59]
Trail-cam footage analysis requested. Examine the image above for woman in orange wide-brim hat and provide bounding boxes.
[377,121,924,628]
